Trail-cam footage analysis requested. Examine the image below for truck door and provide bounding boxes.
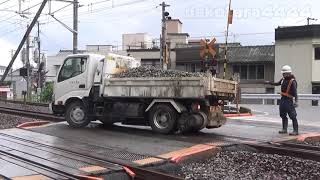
[54,56,88,104]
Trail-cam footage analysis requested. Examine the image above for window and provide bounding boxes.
[191,64,196,72]
[240,65,248,79]
[233,65,240,74]
[315,47,320,60]
[234,64,265,80]
[176,64,186,71]
[248,65,256,79]
[58,57,87,82]
[257,65,265,79]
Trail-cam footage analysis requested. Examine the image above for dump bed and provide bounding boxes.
[102,76,237,99]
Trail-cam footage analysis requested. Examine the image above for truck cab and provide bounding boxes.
[51,54,103,115]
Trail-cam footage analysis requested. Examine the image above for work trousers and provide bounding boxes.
[279,98,298,132]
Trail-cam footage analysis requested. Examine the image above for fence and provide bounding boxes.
[241,94,320,105]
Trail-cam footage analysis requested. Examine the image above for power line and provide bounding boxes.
[0,26,25,38]
[0,0,11,6]
[50,3,72,14]
[21,1,43,13]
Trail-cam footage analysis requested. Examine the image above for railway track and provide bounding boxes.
[0,132,183,180]
[0,99,49,107]
[0,101,319,179]
[244,141,320,162]
[0,106,63,122]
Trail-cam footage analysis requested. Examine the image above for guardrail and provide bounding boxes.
[241,94,320,105]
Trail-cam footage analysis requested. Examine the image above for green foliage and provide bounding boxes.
[0,81,12,86]
[40,83,53,102]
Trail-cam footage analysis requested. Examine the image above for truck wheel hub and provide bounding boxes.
[71,107,85,122]
[154,111,170,129]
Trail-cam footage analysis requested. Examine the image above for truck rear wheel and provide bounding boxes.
[148,104,177,134]
[65,101,90,128]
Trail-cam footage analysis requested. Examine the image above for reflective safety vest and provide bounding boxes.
[281,79,294,99]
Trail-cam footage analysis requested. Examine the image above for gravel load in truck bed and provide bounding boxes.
[113,66,206,78]
[177,150,320,180]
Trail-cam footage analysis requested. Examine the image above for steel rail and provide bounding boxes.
[0,106,63,121]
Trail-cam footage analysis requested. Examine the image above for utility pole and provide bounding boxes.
[223,0,233,79]
[0,0,48,84]
[37,21,41,95]
[160,2,169,69]
[73,0,78,54]
[26,25,31,101]
[10,50,14,88]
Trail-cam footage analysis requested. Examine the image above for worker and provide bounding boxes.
[266,65,299,136]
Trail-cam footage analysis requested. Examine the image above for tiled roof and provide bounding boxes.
[176,45,275,63]
[226,45,275,63]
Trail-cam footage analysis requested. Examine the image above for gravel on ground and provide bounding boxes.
[0,101,49,113]
[299,140,320,147]
[177,150,320,180]
[0,113,39,129]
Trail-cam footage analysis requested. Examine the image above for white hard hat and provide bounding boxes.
[281,65,292,74]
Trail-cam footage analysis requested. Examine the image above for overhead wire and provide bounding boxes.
[0,0,12,6]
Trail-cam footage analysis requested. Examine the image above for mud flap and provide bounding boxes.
[206,106,226,129]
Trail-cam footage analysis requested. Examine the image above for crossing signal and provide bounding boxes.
[200,38,217,60]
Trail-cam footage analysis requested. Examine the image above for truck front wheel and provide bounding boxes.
[65,101,90,128]
[148,104,177,134]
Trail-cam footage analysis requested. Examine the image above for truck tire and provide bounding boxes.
[65,101,91,128]
[148,104,177,134]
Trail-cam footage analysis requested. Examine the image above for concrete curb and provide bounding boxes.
[296,133,320,142]
[134,144,221,166]
[163,144,221,164]
[17,121,51,128]
[224,113,252,118]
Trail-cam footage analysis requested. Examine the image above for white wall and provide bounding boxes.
[167,20,182,34]
[312,40,320,82]
[167,34,188,47]
[122,33,152,50]
[46,52,72,82]
[86,45,113,52]
[275,39,313,95]
[128,50,176,69]
[275,38,317,107]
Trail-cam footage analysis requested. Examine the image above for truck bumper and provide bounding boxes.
[206,106,226,129]
[51,102,65,115]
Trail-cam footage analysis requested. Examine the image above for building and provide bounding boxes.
[46,50,86,82]
[0,65,6,75]
[0,68,27,99]
[86,45,114,53]
[175,45,275,104]
[122,33,153,50]
[0,86,13,99]
[275,25,320,106]
[125,19,189,69]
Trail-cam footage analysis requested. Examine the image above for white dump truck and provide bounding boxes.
[51,53,237,134]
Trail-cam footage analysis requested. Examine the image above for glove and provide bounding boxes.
[294,102,298,108]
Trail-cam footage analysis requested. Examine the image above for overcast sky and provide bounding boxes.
[0,0,319,68]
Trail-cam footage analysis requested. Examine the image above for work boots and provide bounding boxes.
[290,118,299,136]
[289,131,299,136]
[279,129,287,134]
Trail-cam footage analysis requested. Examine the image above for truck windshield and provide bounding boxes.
[58,57,87,82]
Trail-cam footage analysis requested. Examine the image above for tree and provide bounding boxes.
[40,82,53,102]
